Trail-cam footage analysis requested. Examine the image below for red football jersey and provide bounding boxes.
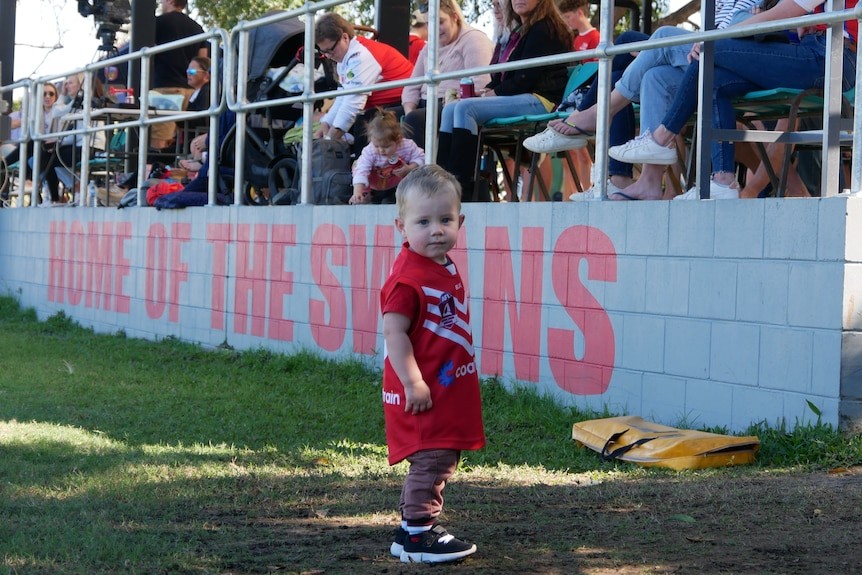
[380,244,486,465]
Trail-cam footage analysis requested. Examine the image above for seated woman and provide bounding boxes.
[400,0,493,148]
[523,0,761,198]
[2,82,59,170]
[608,0,856,200]
[32,73,106,205]
[313,12,413,152]
[437,0,572,201]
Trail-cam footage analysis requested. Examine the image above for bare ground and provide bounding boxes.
[209,466,862,575]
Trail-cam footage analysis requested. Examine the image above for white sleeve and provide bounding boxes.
[328,45,380,132]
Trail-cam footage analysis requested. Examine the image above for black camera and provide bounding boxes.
[77,0,132,53]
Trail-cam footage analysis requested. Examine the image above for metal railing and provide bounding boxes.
[3,0,861,207]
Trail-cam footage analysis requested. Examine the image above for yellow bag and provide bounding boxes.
[572,416,760,470]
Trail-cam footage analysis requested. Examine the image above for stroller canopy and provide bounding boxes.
[247,12,306,84]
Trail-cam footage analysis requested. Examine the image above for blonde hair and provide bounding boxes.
[396,165,461,220]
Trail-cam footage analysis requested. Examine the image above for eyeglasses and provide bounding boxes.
[318,42,338,56]
[318,35,343,56]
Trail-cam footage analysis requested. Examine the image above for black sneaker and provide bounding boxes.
[389,526,407,558]
[400,524,477,563]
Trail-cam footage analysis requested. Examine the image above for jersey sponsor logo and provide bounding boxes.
[437,359,476,388]
[382,389,401,406]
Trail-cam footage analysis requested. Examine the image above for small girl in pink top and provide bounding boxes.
[351,110,425,204]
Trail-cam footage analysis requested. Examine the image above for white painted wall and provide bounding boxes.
[1,197,860,432]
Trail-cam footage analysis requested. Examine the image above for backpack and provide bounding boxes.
[247,139,353,206]
[302,138,353,205]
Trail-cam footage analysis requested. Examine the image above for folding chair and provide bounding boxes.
[713,86,855,196]
[475,62,599,201]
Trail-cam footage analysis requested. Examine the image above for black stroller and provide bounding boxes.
[219,12,338,205]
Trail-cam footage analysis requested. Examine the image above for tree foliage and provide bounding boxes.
[189,0,692,34]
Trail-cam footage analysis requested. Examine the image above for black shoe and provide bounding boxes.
[400,524,476,563]
[389,526,407,558]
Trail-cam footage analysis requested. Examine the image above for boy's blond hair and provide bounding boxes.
[395,165,462,220]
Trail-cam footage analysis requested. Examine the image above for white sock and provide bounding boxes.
[405,524,433,535]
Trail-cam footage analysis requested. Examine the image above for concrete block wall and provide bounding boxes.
[1,197,859,432]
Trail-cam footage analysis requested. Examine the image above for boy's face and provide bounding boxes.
[561,10,579,30]
[396,189,464,265]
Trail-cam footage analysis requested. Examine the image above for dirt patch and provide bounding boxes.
[209,467,862,574]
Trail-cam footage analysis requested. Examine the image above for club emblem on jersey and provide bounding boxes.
[438,292,457,328]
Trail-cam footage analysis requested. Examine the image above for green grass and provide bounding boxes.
[1,296,860,574]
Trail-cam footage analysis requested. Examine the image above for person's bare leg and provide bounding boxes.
[609,163,665,200]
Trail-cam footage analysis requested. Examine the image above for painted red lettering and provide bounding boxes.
[310,224,347,351]
[66,221,86,306]
[113,222,131,314]
[268,224,296,341]
[48,221,66,303]
[481,227,544,381]
[85,222,113,310]
[207,223,233,330]
[234,224,268,336]
[145,224,168,319]
[349,224,395,354]
[548,226,616,395]
[168,223,190,323]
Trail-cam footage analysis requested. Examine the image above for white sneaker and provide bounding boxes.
[569,179,625,201]
[523,125,590,154]
[674,179,740,200]
[608,130,677,165]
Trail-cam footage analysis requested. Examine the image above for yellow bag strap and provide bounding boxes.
[600,429,656,461]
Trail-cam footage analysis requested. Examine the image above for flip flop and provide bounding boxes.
[551,118,596,138]
[609,190,641,201]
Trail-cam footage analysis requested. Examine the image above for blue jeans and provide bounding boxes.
[615,26,694,134]
[663,34,857,174]
[440,93,549,135]
[577,30,649,178]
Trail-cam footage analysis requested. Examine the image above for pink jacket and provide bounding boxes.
[402,25,494,106]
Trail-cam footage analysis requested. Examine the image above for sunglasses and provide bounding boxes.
[44,92,57,98]
[186,68,207,75]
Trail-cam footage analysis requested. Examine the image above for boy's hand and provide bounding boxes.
[403,380,433,414]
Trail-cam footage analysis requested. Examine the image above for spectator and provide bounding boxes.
[409,10,428,65]
[2,83,59,168]
[314,13,413,151]
[559,0,599,56]
[350,109,425,205]
[437,0,572,201]
[608,0,857,200]
[555,0,602,196]
[524,0,760,199]
[185,56,211,112]
[401,0,494,148]
[150,0,208,150]
[33,73,106,205]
